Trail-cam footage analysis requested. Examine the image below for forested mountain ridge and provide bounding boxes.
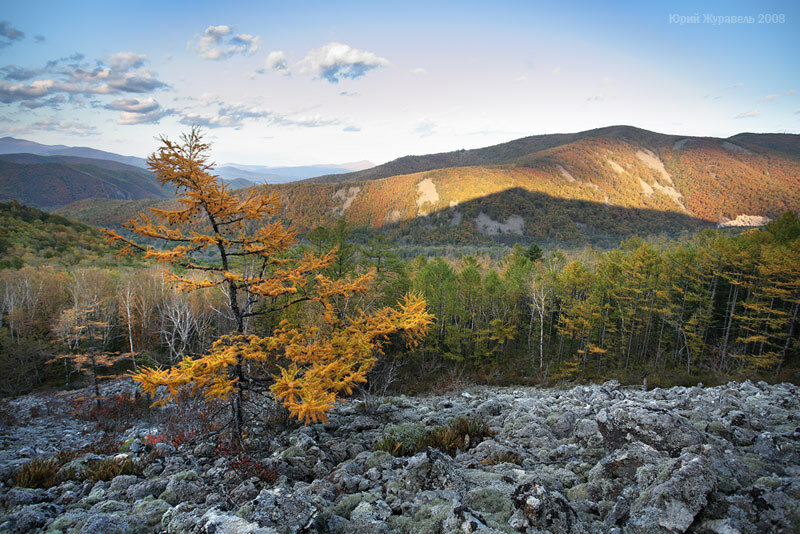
[0,153,171,210]
[56,126,800,246]
[304,125,799,183]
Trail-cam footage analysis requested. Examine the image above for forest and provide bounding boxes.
[2,202,798,398]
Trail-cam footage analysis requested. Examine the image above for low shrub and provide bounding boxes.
[84,456,141,482]
[15,440,138,489]
[15,457,61,488]
[230,455,278,483]
[485,450,524,466]
[375,416,494,457]
[375,423,427,457]
[70,393,151,432]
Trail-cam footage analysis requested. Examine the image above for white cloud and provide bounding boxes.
[180,102,340,130]
[735,110,760,119]
[105,97,160,113]
[760,89,796,102]
[107,52,146,71]
[410,67,426,75]
[117,108,172,125]
[191,25,260,60]
[105,97,172,125]
[414,119,437,138]
[9,119,96,136]
[0,52,166,105]
[297,42,389,83]
[265,50,289,75]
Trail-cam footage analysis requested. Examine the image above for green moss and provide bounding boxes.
[332,492,380,518]
[236,503,254,519]
[158,489,178,506]
[567,483,591,502]
[755,476,782,489]
[133,496,172,525]
[366,451,393,469]
[466,487,512,515]
[171,470,198,482]
[280,446,305,460]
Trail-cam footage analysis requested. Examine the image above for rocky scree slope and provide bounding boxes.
[1,379,798,533]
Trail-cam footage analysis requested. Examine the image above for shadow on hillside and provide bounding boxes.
[376,187,714,247]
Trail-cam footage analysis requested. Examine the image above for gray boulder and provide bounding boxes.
[509,480,587,533]
[596,402,703,456]
[626,453,716,533]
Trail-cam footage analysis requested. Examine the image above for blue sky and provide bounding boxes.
[0,0,798,165]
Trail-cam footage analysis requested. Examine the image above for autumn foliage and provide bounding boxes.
[105,128,432,428]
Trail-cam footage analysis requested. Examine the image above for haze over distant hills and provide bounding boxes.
[54,125,800,246]
[0,137,374,187]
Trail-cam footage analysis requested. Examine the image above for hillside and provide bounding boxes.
[0,154,171,210]
[57,126,800,245]
[305,125,672,183]
[0,201,136,268]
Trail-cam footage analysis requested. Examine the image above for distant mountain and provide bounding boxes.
[0,137,374,185]
[57,126,800,246]
[215,161,375,185]
[304,125,776,184]
[0,136,148,168]
[0,153,171,210]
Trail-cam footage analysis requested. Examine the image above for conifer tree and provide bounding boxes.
[106,128,432,435]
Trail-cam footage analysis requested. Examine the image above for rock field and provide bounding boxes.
[1,379,799,533]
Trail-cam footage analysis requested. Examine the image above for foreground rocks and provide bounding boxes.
[1,379,799,533]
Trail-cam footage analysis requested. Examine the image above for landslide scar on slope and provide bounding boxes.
[635,149,689,212]
[332,186,361,216]
[416,178,439,215]
[474,212,524,235]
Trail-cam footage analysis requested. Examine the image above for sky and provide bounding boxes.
[0,0,798,166]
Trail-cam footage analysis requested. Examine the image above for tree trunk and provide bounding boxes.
[720,281,740,369]
[775,300,799,377]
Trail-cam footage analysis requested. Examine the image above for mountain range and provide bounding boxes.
[0,137,374,192]
[51,125,800,246]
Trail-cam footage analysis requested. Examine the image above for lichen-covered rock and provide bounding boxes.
[1,502,63,533]
[245,486,318,533]
[79,513,135,534]
[510,480,587,533]
[627,453,716,533]
[1,378,799,534]
[160,470,205,506]
[596,402,703,455]
[133,496,172,526]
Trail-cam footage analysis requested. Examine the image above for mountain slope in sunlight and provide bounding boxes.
[57,126,800,246]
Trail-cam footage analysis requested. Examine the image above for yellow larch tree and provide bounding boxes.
[105,128,432,436]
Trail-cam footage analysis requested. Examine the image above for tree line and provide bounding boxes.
[2,212,798,398]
